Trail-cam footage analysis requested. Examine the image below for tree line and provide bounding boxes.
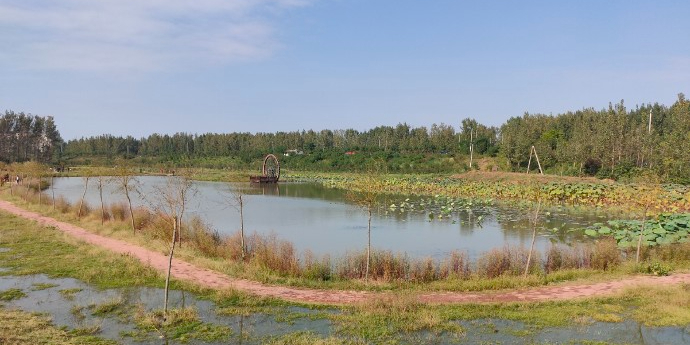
[0,111,62,164]
[7,93,689,182]
[501,93,689,182]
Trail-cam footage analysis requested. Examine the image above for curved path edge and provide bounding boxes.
[1,199,689,306]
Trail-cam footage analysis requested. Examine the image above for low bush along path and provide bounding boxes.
[1,199,689,306]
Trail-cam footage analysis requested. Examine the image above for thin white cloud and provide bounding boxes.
[0,0,312,73]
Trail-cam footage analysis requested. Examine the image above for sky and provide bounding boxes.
[1,0,689,140]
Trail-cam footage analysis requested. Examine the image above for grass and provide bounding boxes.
[31,283,59,291]
[0,288,27,301]
[90,297,126,316]
[0,209,167,290]
[0,308,116,345]
[133,306,233,343]
[263,332,366,345]
[59,288,83,300]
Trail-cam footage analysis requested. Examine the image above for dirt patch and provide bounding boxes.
[453,170,614,185]
[1,199,688,306]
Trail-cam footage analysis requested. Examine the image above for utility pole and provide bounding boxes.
[469,128,474,169]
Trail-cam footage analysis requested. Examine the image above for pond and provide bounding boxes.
[48,176,610,259]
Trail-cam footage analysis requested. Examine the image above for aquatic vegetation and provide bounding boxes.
[296,172,690,213]
[584,213,690,248]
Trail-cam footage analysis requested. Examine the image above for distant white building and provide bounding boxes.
[284,149,304,156]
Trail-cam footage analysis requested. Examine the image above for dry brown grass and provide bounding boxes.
[545,244,593,273]
[591,238,622,270]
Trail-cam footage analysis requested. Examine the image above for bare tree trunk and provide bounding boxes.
[240,195,246,260]
[125,189,135,234]
[37,176,42,206]
[24,175,30,200]
[366,207,371,281]
[164,217,177,318]
[636,208,648,264]
[178,192,186,248]
[524,201,541,277]
[51,175,55,210]
[77,177,89,219]
[98,178,105,225]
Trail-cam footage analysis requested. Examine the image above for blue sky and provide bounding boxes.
[1,0,688,140]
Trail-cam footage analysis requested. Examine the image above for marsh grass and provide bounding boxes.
[59,288,83,300]
[264,331,366,345]
[90,297,126,316]
[0,288,27,301]
[335,294,464,343]
[70,305,86,321]
[0,308,116,345]
[31,283,59,291]
[135,306,233,343]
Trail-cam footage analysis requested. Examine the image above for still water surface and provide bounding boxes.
[50,176,609,259]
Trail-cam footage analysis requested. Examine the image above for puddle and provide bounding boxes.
[0,274,332,344]
[455,319,690,345]
[0,248,10,253]
[1,273,690,344]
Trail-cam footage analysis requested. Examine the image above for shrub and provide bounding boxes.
[249,232,299,276]
[186,216,224,258]
[591,238,622,270]
[109,202,128,221]
[409,257,436,283]
[545,244,592,273]
[639,261,671,276]
[439,251,470,279]
[302,250,331,281]
[476,246,539,278]
[54,196,72,213]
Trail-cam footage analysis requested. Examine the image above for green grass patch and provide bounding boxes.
[0,211,167,290]
[31,283,59,291]
[90,297,126,317]
[133,306,233,343]
[264,331,366,345]
[0,288,26,301]
[59,288,83,300]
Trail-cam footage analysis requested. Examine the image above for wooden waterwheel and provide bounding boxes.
[250,154,280,183]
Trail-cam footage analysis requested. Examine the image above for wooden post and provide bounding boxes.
[526,146,543,175]
[533,146,544,175]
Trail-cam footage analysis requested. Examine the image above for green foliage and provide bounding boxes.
[639,261,671,276]
[584,213,690,248]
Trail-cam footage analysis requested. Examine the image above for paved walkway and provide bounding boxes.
[2,199,689,306]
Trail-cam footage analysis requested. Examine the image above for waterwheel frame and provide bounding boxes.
[250,154,280,183]
[262,154,280,181]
